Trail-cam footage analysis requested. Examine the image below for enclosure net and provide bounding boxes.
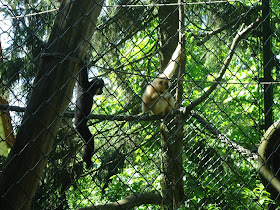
[0,0,279,209]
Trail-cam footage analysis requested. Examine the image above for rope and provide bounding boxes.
[0,0,251,22]
[40,52,85,64]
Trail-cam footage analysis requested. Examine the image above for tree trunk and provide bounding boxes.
[158,0,179,70]
[158,1,184,209]
[0,0,103,209]
[160,118,184,209]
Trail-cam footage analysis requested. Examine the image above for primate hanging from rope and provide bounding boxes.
[75,66,104,169]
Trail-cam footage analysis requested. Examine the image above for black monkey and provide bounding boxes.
[74,66,104,169]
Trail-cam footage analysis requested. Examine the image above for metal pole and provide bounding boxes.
[262,0,273,130]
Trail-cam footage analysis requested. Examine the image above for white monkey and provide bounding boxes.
[142,44,182,116]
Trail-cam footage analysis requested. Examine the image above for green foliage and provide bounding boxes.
[0,0,56,93]
[241,184,275,208]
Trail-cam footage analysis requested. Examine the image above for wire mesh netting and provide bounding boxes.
[0,0,280,209]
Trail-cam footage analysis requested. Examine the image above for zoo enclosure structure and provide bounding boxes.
[0,0,280,209]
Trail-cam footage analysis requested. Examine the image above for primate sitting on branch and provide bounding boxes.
[142,43,182,116]
[75,66,104,169]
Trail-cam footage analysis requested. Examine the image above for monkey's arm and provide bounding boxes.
[79,66,90,90]
[151,92,160,100]
[159,43,182,79]
[142,86,156,113]
[142,92,150,113]
[162,92,172,99]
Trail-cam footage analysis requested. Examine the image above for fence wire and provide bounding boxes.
[0,0,280,209]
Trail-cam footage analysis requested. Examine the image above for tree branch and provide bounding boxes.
[0,104,180,121]
[92,42,157,75]
[91,10,156,66]
[191,111,257,160]
[184,19,261,117]
[196,6,262,46]
[76,193,162,210]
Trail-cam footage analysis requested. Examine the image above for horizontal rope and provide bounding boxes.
[0,0,250,22]
[40,52,85,64]
[0,9,57,21]
[105,0,248,7]
[0,104,179,121]
[0,104,256,160]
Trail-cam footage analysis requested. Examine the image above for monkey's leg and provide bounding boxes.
[165,96,175,113]
[82,138,94,169]
[75,119,94,169]
[153,99,168,116]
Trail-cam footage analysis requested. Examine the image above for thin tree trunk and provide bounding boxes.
[158,0,184,208]
[158,0,179,71]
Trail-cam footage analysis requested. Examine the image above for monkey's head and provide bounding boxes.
[88,78,105,95]
[152,77,170,94]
